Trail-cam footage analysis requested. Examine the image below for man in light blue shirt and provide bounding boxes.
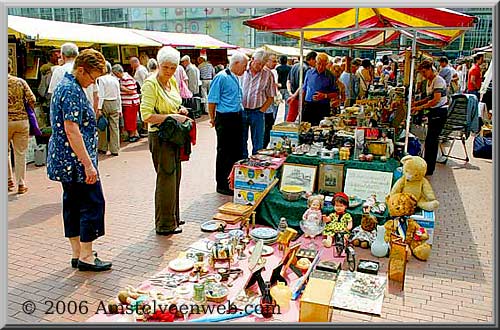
[208,52,248,195]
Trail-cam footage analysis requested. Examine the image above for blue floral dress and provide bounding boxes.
[47,73,98,183]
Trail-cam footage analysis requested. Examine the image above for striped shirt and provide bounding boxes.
[199,62,215,80]
[119,73,140,106]
[240,68,276,109]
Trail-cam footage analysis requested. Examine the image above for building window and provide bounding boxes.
[54,8,67,21]
[70,8,83,23]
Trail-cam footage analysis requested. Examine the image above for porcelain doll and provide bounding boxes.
[301,195,324,238]
[322,192,353,248]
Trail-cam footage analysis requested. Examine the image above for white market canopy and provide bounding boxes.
[262,44,314,57]
[131,29,237,49]
[8,15,162,47]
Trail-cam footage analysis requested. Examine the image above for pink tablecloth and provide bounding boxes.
[87,225,345,323]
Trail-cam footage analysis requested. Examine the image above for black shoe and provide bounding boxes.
[71,251,98,268]
[179,220,185,225]
[217,187,233,196]
[98,150,107,155]
[156,228,183,235]
[111,152,119,156]
[77,258,112,272]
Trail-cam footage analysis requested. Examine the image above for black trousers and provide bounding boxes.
[424,107,448,175]
[302,102,331,126]
[263,112,276,150]
[62,180,105,243]
[215,112,243,191]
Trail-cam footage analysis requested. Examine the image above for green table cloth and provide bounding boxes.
[255,154,399,231]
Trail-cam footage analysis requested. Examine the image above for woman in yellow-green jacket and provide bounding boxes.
[140,46,192,235]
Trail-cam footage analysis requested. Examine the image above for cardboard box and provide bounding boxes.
[299,277,336,322]
[410,210,435,245]
[269,130,300,149]
[233,188,264,206]
[234,165,277,191]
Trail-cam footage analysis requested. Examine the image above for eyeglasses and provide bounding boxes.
[84,69,99,83]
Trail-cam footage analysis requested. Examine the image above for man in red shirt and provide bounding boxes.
[467,53,484,98]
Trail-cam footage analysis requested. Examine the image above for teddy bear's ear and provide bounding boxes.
[400,155,413,164]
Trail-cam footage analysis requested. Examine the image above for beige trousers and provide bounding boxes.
[8,120,29,186]
[97,100,121,154]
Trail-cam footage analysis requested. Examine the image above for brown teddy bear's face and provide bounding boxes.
[401,155,427,182]
[386,192,418,217]
[361,214,378,232]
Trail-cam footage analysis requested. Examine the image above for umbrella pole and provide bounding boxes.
[298,30,304,124]
[404,32,417,154]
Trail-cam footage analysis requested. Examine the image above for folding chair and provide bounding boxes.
[438,94,472,163]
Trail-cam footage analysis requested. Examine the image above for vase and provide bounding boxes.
[371,225,389,257]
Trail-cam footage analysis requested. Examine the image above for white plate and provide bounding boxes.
[168,258,195,272]
[250,227,278,240]
[249,245,274,256]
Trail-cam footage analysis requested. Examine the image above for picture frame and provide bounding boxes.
[25,57,40,80]
[318,163,344,194]
[101,45,120,64]
[8,43,17,76]
[120,46,138,62]
[280,163,317,193]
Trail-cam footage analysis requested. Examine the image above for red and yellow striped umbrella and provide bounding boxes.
[244,8,477,48]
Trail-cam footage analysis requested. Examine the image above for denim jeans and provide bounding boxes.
[279,89,290,120]
[242,108,265,158]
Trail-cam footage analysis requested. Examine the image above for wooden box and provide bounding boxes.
[299,277,336,322]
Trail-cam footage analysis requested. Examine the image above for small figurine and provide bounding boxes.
[362,194,377,213]
[301,195,324,238]
[322,192,353,248]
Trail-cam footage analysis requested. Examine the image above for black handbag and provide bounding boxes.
[473,135,492,159]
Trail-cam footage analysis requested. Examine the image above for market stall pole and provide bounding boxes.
[404,33,417,154]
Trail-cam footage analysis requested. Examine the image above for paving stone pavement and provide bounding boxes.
[7,112,494,324]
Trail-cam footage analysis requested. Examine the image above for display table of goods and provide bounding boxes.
[256,186,390,231]
[86,223,387,323]
[256,154,398,230]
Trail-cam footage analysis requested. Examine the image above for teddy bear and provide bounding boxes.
[390,155,439,211]
[350,213,378,248]
[383,192,432,261]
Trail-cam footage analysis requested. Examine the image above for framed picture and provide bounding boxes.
[318,163,344,193]
[101,45,120,64]
[25,57,40,80]
[280,163,317,193]
[120,46,138,62]
[8,43,17,76]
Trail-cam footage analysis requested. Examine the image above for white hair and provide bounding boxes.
[157,46,180,66]
[252,49,268,63]
[61,42,79,58]
[229,52,248,67]
[147,58,158,71]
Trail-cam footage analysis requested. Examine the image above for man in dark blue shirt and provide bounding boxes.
[289,53,339,126]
